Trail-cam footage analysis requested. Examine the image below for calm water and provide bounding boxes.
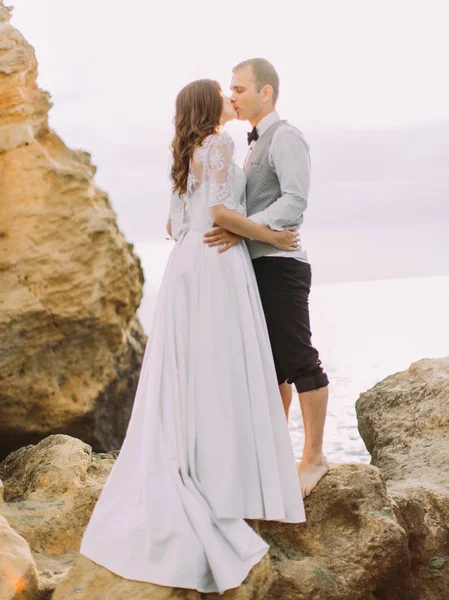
[135,239,449,465]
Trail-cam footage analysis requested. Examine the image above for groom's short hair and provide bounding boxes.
[233,58,280,105]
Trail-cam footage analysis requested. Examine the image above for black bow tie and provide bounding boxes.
[247,127,259,145]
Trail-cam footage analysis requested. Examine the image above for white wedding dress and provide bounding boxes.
[79,131,305,595]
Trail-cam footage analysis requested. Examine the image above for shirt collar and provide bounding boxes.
[255,111,280,137]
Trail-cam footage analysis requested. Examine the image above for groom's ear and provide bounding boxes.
[261,84,274,104]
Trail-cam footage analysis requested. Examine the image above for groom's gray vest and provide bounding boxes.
[245,119,296,260]
[245,120,302,260]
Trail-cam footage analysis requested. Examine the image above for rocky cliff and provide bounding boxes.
[0,1,146,460]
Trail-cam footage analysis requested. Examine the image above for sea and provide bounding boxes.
[135,239,449,465]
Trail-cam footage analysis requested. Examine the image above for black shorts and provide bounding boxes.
[252,257,329,394]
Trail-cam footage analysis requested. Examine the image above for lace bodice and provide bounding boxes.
[169,131,246,239]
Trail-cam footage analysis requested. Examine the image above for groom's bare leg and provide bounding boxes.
[297,385,329,498]
[279,382,293,420]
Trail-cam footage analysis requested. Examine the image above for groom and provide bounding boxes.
[204,58,329,498]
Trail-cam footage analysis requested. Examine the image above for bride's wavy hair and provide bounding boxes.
[170,79,223,196]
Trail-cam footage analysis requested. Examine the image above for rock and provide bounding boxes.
[0,435,114,555]
[0,1,146,460]
[259,463,410,600]
[0,434,116,594]
[0,515,43,600]
[356,356,449,600]
[0,435,409,599]
[51,554,273,600]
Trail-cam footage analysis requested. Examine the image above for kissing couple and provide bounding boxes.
[80,57,330,595]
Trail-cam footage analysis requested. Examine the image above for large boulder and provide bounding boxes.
[0,1,146,459]
[357,356,449,600]
[0,435,409,600]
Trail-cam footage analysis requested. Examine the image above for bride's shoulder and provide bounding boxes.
[207,131,235,157]
[202,130,234,147]
[215,130,234,146]
[195,131,235,163]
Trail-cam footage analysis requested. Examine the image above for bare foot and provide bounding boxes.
[296,455,329,499]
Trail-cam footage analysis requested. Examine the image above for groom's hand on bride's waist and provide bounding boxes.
[203,226,244,253]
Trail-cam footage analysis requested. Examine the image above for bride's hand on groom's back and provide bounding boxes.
[203,226,244,253]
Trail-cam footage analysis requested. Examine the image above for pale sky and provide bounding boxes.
[11,0,449,130]
[8,0,449,283]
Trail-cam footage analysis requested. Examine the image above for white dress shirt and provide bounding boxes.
[245,111,310,263]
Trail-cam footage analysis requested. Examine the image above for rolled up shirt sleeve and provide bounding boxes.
[248,127,310,231]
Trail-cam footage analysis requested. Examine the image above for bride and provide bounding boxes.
[79,78,305,595]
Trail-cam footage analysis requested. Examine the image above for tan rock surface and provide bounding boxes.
[0,1,146,459]
[51,554,274,600]
[0,434,115,595]
[357,356,449,600]
[0,435,114,555]
[260,463,410,600]
[0,434,410,599]
[0,515,43,600]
